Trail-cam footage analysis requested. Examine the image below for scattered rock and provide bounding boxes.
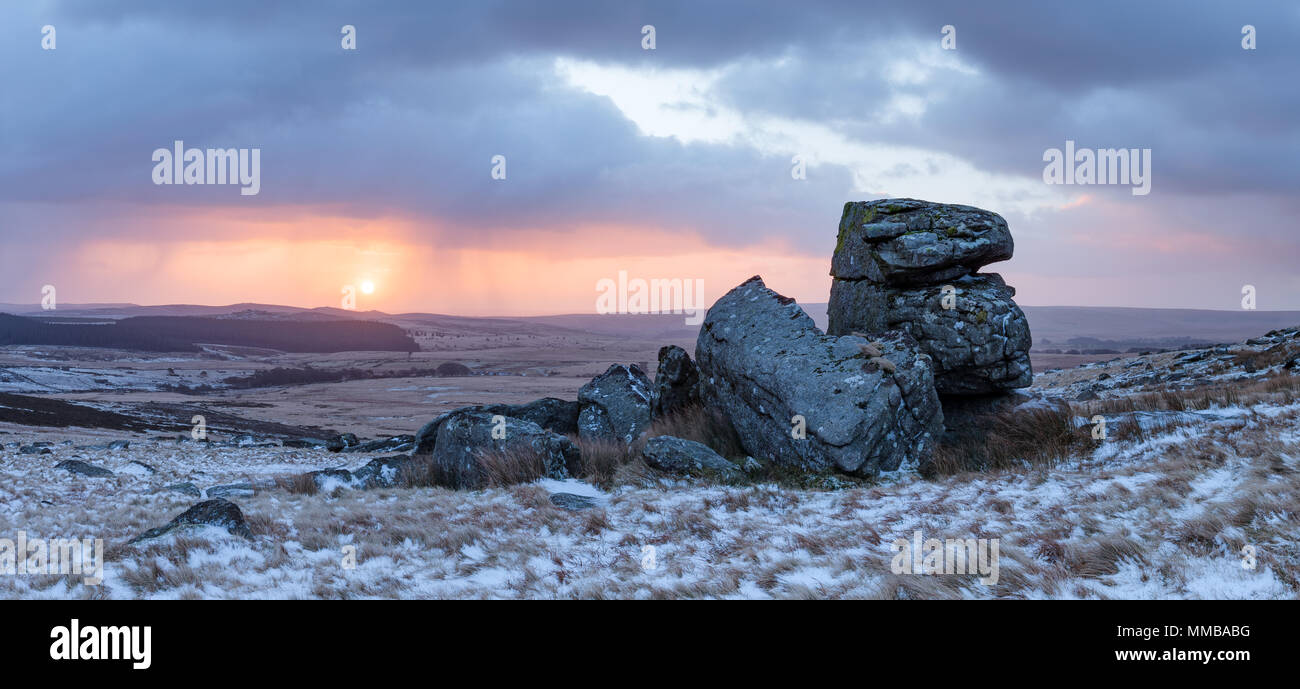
[326,433,360,452]
[107,440,130,450]
[345,434,416,454]
[206,482,255,498]
[350,454,413,488]
[130,498,253,542]
[641,435,740,479]
[650,345,700,418]
[55,460,114,478]
[121,460,157,476]
[549,493,599,510]
[19,444,52,455]
[305,468,354,490]
[695,276,943,476]
[577,364,653,444]
[164,482,202,497]
[282,438,325,449]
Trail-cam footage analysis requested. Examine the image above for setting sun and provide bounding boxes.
[360,280,375,294]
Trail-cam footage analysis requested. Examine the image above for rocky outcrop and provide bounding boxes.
[695,276,943,476]
[577,364,652,444]
[828,199,1032,395]
[426,411,579,489]
[641,435,740,479]
[830,273,1032,393]
[650,345,700,418]
[131,498,253,542]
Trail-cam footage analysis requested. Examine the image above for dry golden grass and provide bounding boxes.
[475,444,548,488]
[928,406,1091,476]
[274,472,319,496]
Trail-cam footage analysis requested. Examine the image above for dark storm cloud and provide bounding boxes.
[0,0,1297,305]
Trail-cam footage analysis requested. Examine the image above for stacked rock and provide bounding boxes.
[827,198,1032,395]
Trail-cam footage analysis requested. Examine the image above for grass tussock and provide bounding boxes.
[274,472,319,496]
[572,436,638,489]
[475,444,549,488]
[928,406,1090,476]
[643,402,746,459]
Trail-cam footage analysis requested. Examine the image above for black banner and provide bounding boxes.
[3,601,1286,678]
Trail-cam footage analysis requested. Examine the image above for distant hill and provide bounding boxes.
[0,313,418,353]
[2,302,1296,354]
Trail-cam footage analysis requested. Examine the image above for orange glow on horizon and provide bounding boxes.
[54,210,836,315]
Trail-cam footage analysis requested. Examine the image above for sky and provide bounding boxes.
[1,0,1297,315]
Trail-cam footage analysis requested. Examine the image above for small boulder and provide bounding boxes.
[345,435,416,454]
[305,468,354,490]
[435,362,472,376]
[131,498,253,542]
[577,364,653,444]
[549,493,599,510]
[350,454,413,488]
[641,435,740,479]
[413,398,580,454]
[206,482,255,498]
[55,460,114,478]
[164,482,202,498]
[326,433,360,453]
[427,411,580,489]
[650,345,700,418]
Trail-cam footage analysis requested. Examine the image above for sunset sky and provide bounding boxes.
[2,1,1297,315]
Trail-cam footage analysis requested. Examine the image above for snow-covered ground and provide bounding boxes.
[2,392,1296,599]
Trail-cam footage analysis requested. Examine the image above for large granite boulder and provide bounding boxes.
[425,411,579,489]
[829,273,1033,393]
[829,198,1031,395]
[650,345,700,418]
[695,276,943,476]
[832,199,1013,285]
[577,364,653,444]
